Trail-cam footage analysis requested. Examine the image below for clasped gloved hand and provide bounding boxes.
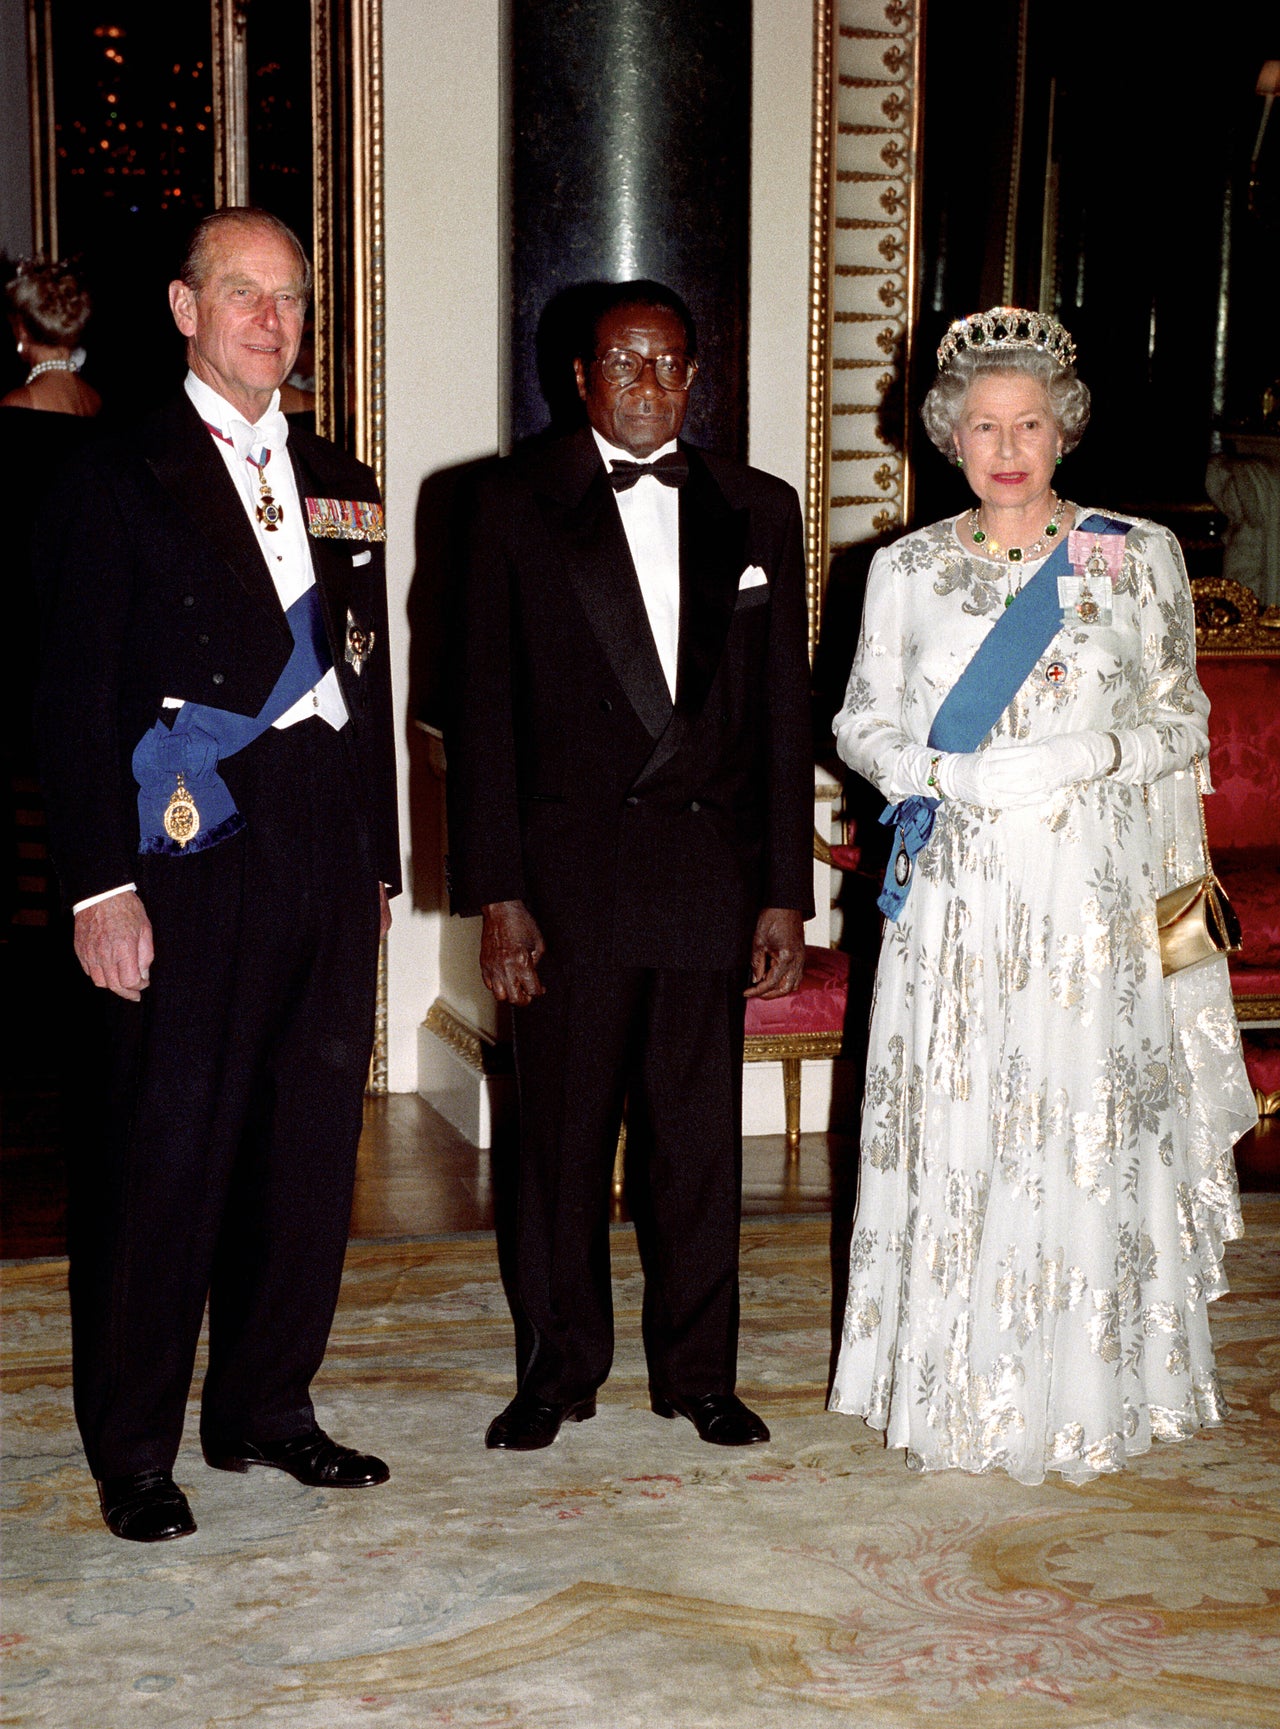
[934,730,1119,808]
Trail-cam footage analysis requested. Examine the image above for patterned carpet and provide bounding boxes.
[3,1201,1279,1728]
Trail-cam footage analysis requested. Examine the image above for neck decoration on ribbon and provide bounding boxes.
[877,513,1129,920]
[246,446,283,531]
[131,586,331,857]
[203,418,285,530]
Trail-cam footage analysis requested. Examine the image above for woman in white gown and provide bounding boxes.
[828,308,1255,1485]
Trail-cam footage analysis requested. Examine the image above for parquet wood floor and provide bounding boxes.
[1,1089,859,1260]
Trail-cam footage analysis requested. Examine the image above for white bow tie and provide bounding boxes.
[228,410,290,464]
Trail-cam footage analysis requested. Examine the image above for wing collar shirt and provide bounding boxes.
[592,427,680,701]
[183,371,348,732]
[72,375,349,914]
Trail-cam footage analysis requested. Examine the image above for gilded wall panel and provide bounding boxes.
[807,0,924,650]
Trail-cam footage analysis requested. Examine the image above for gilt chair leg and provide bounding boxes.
[782,1057,801,1158]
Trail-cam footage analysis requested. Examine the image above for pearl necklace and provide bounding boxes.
[969,496,1064,564]
[24,357,80,384]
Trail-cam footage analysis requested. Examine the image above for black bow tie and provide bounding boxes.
[607,453,689,492]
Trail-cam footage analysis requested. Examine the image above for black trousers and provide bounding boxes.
[507,957,746,1406]
[69,721,381,1479]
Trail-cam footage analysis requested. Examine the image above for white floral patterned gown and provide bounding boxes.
[828,510,1254,1485]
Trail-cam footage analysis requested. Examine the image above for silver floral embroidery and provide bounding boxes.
[847,1227,878,1277]
[1050,1422,1085,1463]
[1088,1287,1121,1363]
[841,1298,882,1345]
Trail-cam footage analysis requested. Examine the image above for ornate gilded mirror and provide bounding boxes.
[25,0,383,470]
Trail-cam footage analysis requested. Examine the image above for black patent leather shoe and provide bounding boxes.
[202,1425,389,1487]
[485,1392,597,1451]
[651,1390,770,1446]
[97,1470,196,1542]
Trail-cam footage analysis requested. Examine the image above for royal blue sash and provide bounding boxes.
[132,585,331,856]
[878,513,1127,919]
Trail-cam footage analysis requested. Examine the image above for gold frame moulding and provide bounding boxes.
[806,0,925,654]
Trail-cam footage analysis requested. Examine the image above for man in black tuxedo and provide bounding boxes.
[448,281,813,1451]
[35,208,399,1541]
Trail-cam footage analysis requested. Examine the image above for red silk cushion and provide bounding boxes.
[745,945,850,1038]
[830,843,862,873]
[1214,854,1280,996]
[1198,658,1280,851]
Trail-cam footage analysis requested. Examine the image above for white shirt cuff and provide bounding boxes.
[73,883,138,914]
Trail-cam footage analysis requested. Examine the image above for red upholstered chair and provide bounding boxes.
[1192,577,1280,1030]
[743,833,861,1152]
[1241,1034,1280,1119]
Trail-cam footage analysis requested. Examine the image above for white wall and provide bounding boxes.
[380,0,816,1091]
[382,0,503,1089]
[749,0,816,498]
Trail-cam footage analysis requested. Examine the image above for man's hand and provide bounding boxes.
[744,906,806,1000]
[378,884,392,939]
[73,891,155,1002]
[480,899,546,1006]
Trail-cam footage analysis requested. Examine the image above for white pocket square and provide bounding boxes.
[352,549,372,567]
[738,565,768,590]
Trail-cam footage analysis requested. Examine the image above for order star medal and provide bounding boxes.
[163,772,200,847]
[345,608,374,676]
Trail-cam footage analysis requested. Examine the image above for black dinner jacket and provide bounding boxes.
[447,426,814,972]
[34,391,400,908]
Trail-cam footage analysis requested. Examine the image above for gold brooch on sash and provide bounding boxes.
[345,609,374,677]
[163,773,200,847]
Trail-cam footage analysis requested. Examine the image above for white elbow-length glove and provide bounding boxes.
[1113,724,1201,787]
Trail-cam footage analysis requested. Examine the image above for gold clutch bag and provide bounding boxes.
[1155,758,1243,979]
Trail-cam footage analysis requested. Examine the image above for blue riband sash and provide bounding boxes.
[878,513,1128,919]
[132,585,331,856]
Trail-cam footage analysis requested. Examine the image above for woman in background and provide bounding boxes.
[3,258,101,932]
[3,257,100,417]
[829,306,1254,1485]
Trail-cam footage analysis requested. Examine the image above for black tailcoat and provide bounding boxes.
[448,428,813,1401]
[34,392,399,1477]
[37,393,399,908]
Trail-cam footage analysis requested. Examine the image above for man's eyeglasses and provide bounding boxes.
[594,349,698,392]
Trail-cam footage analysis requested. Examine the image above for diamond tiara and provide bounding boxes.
[937,306,1077,373]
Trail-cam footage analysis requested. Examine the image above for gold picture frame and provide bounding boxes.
[208,0,385,488]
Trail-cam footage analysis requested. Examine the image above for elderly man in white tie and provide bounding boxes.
[35,208,400,1542]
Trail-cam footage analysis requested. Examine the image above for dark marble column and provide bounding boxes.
[508,0,751,457]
